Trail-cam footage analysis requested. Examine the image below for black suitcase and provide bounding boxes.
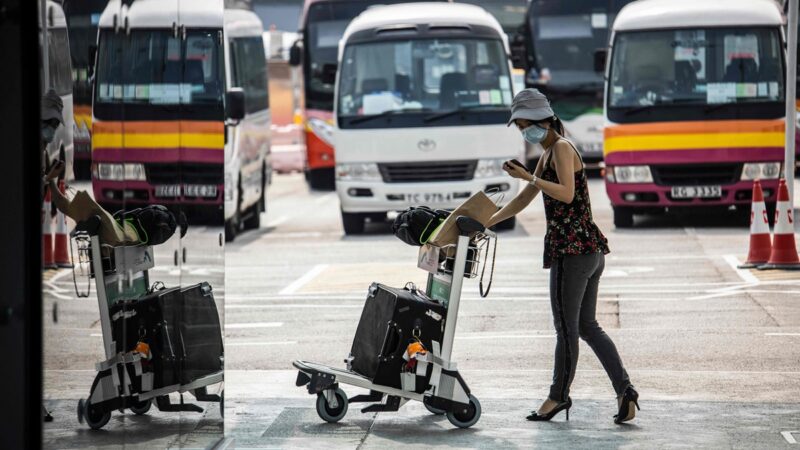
[349,283,446,391]
[110,282,223,388]
[174,282,224,384]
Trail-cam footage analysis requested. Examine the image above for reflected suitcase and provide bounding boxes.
[110,282,223,388]
[349,283,446,390]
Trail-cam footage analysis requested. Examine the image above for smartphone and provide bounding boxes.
[505,159,530,173]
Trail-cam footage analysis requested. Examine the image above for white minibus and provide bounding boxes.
[334,2,522,234]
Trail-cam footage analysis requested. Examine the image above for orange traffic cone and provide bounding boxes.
[738,180,772,268]
[43,188,56,270]
[54,180,72,268]
[759,179,800,270]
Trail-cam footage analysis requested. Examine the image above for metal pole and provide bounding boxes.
[785,0,798,206]
[40,0,49,89]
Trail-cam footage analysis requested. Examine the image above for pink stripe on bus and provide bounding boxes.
[604,147,784,166]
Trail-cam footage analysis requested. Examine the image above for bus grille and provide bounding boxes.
[147,163,223,185]
[378,160,477,183]
[651,164,741,186]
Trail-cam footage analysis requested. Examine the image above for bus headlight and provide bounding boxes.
[308,117,335,147]
[741,162,781,180]
[336,163,381,181]
[95,163,147,181]
[475,158,506,178]
[124,163,146,181]
[611,165,653,183]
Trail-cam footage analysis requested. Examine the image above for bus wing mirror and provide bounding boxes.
[225,88,246,122]
[88,45,97,78]
[593,49,607,73]
[509,33,527,70]
[321,63,337,85]
[289,41,302,66]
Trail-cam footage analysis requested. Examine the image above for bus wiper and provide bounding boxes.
[547,82,603,105]
[703,102,735,114]
[423,104,505,123]
[347,107,431,125]
[623,103,660,116]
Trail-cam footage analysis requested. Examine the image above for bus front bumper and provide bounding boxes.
[605,180,780,208]
[337,177,517,213]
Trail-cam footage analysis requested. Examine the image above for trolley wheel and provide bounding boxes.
[446,394,481,429]
[77,399,85,424]
[315,387,348,423]
[128,399,152,415]
[220,390,224,419]
[424,402,446,415]
[80,398,111,430]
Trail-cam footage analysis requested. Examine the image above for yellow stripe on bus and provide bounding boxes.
[604,132,785,154]
[92,133,224,149]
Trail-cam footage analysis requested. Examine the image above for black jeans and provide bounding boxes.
[548,252,631,402]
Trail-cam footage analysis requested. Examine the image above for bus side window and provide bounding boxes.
[232,37,269,114]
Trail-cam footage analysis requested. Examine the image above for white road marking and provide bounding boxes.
[226,341,297,347]
[723,254,760,284]
[782,431,799,444]
[90,333,102,337]
[226,322,284,329]
[43,289,72,300]
[266,215,288,228]
[459,334,556,340]
[314,193,336,205]
[278,264,329,295]
[766,333,800,336]
[226,304,362,309]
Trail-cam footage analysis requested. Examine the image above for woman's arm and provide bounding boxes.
[529,141,577,204]
[486,156,545,227]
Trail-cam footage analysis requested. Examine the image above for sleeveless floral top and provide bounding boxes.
[540,139,610,269]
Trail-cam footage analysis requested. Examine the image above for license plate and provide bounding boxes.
[671,185,722,199]
[184,184,218,198]
[405,192,452,204]
[154,184,218,198]
[154,184,181,197]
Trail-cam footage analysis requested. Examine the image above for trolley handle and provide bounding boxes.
[455,216,495,239]
[71,215,102,238]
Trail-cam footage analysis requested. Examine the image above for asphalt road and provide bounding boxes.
[41,175,800,449]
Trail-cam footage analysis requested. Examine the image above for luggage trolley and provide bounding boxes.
[70,216,223,430]
[294,216,493,428]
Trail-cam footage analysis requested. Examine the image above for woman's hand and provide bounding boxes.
[503,160,533,181]
[45,160,65,182]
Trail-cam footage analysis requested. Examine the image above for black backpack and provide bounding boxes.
[392,206,449,246]
[114,205,187,245]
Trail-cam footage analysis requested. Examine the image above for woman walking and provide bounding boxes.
[487,88,639,424]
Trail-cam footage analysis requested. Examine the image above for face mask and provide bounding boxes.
[41,125,56,144]
[521,124,548,144]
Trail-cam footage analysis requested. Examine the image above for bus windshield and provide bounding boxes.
[609,27,784,109]
[338,38,512,118]
[454,0,528,35]
[46,28,74,96]
[95,29,223,106]
[528,0,632,86]
[305,0,417,110]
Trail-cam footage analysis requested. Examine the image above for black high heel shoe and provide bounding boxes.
[526,397,572,421]
[614,386,640,424]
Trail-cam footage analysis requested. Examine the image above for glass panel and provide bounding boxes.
[338,38,513,117]
[43,1,225,447]
[609,27,784,108]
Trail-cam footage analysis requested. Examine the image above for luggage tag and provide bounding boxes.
[418,244,440,274]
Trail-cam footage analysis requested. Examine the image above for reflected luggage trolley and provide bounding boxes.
[70,216,224,430]
[294,216,493,428]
